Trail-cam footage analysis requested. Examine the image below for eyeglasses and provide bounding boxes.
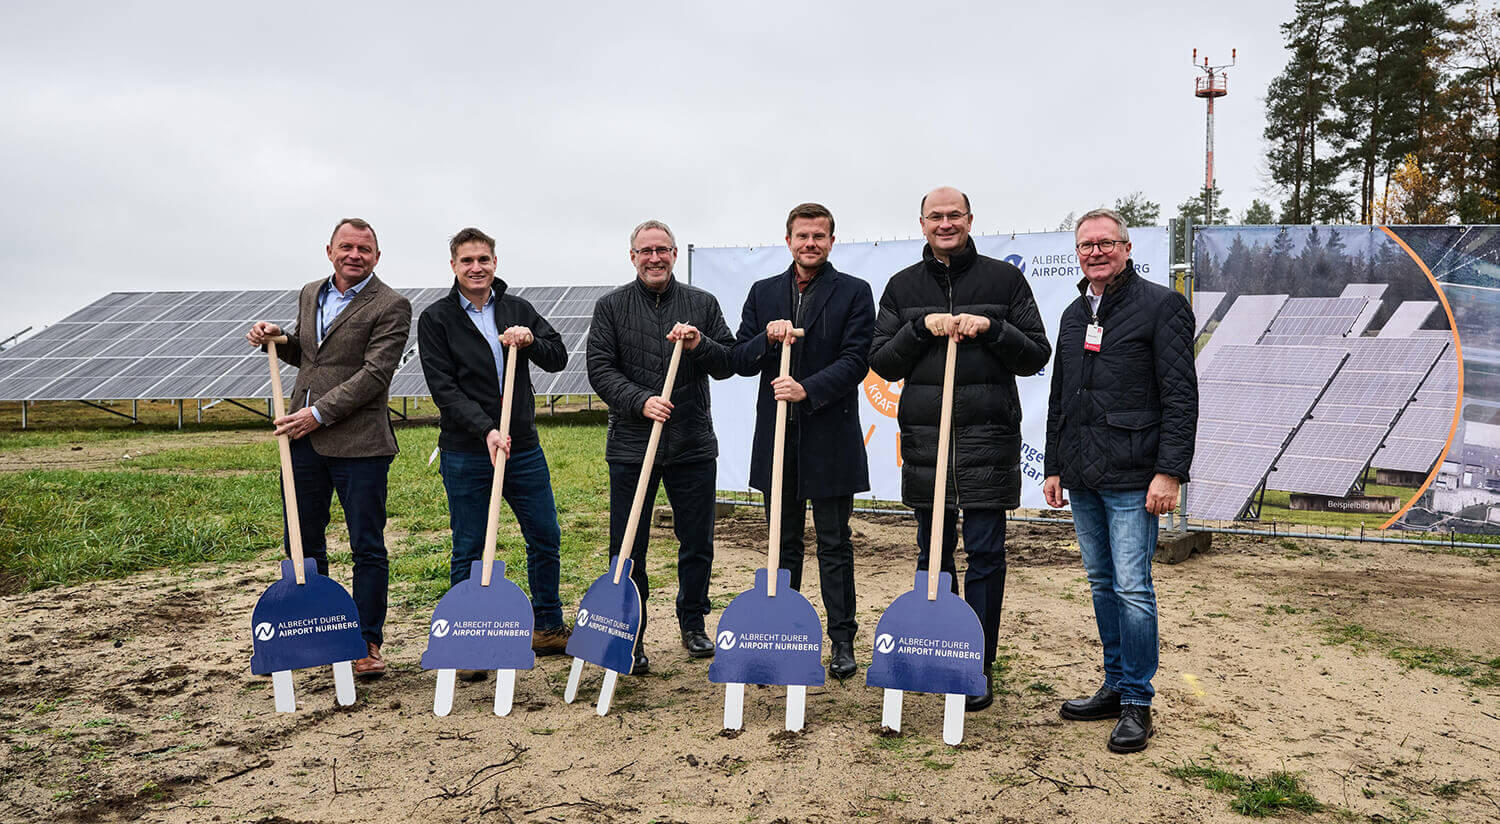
[1076,239,1126,254]
[632,246,676,258]
[922,211,970,224]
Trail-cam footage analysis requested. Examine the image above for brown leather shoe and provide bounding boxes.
[532,626,571,656]
[353,642,386,678]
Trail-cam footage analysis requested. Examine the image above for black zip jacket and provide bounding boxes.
[1043,262,1197,489]
[586,276,735,466]
[417,280,567,455]
[869,239,1052,510]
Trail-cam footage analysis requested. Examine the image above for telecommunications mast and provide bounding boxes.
[1193,48,1235,225]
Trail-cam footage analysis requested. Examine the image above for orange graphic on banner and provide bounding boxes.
[863,370,902,419]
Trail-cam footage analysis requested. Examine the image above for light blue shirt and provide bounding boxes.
[460,289,506,394]
[306,272,374,424]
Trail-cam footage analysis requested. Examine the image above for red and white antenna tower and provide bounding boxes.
[1193,48,1235,225]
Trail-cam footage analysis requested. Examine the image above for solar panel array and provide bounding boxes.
[1266,337,1449,496]
[1373,342,1459,473]
[1258,296,1371,346]
[1193,291,1226,337]
[1340,283,1388,335]
[1184,344,1349,521]
[1378,300,1440,338]
[1195,294,1288,370]
[0,285,616,402]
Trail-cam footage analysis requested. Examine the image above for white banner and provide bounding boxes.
[692,228,1170,509]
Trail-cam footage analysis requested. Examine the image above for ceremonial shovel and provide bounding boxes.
[563,337,684,715]
[864,335,987,745]
[709,329,824,731]
[248,336,367,712]
[421,344,536,716]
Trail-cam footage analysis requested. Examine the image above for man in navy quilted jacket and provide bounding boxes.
[1043,208,1198,754]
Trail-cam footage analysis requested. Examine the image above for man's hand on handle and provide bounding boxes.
[246,321,282,346]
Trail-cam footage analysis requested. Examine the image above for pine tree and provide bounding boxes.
[1113,192,1162,227]
[1263,0,1351,223]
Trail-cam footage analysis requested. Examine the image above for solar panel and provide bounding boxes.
[1259,296,1370,346]
[1195,294,1288,370]
[1266,337,1448,496]
[1192,291,1226,337]
[1183,344,1348,521]
[1378,301,1440,338]
[1373,344,1460,473]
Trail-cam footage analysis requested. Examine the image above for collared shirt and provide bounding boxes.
[460,289,506,394]
[305,272,374,424]
[1086,287,1103,317]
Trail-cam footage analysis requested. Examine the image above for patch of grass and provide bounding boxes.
[1167,759,1322,818]
[919,757,953,770]
[1321,622,1500,688]
[1432,778,1480,799]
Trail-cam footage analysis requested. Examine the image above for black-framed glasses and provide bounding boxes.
[921,211,970,224]
[1076,239,1126,254]
[632,246,676,257]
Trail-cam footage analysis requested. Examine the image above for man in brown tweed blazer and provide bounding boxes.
[246,217,412,677]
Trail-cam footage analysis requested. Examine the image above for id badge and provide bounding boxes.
[1084,323,1103,352]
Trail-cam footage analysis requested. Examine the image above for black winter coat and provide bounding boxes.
[730,262,875,499]
[417,280,567,455]
[869,240,1052,510]
[586,276,735,466]
[1043,263,1197,490]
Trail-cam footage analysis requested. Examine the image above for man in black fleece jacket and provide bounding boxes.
[417,227,572,664]
[869,186,1052,712]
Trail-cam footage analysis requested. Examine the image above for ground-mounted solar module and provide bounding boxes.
[1372,344,1460,474]
[0,284,615,407]
[1378,301,1441,338]
[1192,291,1226,337]
[1266,337,1449,497]
[1340,283,1388,335]
[1258,296,1372,346]
[1194,294,1289,370]
[1183,344,1349,521]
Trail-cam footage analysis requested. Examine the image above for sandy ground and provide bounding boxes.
[2,506,1498,824]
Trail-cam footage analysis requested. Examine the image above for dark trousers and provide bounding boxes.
[607,458,716,646]
[438,445,565,630]
[283,436,392,648]
[912,507,1007,666]
[765,445,857,642]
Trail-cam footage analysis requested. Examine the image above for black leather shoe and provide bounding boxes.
[1107,705,1153,753]
[630,651,650,676]
[1060,685,1122,721]
[965,664,994,712]
[829,641,856,679]
[681,629,715,659]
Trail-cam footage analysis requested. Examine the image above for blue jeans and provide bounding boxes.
[284,437,392,648]
[1069,487,1158,706]
[439,445,564,631]
[913,507,1007,666]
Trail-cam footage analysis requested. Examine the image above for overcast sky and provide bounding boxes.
[0,1,1291,338]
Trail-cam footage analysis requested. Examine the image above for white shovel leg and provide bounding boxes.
[564,657,585,704]
[722,682,745,730]
[784,685,806,732]
[332,661,355,706]
[942,693,965,746]
[881,688,903,732]
[433,669,456,717]
[595,669,618,716]
[493,669,515,717]
[272,670,295,713]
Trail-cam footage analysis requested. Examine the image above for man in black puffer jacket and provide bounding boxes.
[586,219,735,673]
[869,186,1052,712]
[1043,208,1197,755]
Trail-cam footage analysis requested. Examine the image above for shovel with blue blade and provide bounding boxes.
[709,329,824,732]
[249,336,368,712]
[563,337,684,716]
[421,344,537,716]
[865,335,987,745]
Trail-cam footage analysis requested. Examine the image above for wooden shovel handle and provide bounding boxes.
[262,336,305,585]
[927,336,958,600]
[613,337,685,585]
[765,328,804,597]
[480,345,520,587]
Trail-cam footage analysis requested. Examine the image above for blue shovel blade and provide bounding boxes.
[250,559,369,675]
[421,560,536,672]
[865,571,988,696]
[564,558,641,674]
[709,568,824,686]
